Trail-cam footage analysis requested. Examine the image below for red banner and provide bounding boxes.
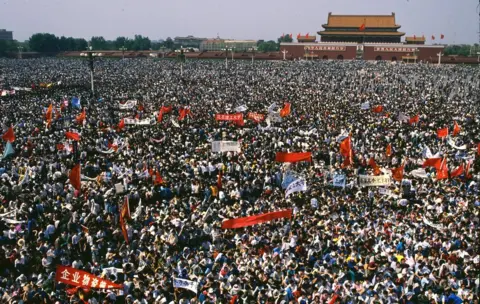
[247,112,265,123]
[275,152,312,163]
[221,209,292,229]
[55,266,123,289]
[215,113,243,121]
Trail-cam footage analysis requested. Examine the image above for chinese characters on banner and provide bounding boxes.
[211,141,241,153]
[215,113,243,122]
[173,278,199,294]
[373,47,416,53]
[358,175,392,187]
[304,46,346,52]
[247,112,265,123]
[55,266,123,290]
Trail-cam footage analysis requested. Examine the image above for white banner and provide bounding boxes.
[171,117,180,128]
[212,141,241,153]
[423,217,445,231]
[124,118,152,125]
[358,175,392,187]
[397,112,410,122]
[282,170,299,189]
[173,278,198,294]
[118,100,137,109]
[409,168,428,179]
[115,183,125,194]
[447,138,467,150]
[285,178,307,197]
[360,102,370,110]
[333,174,346,188]
[235,105,248,112]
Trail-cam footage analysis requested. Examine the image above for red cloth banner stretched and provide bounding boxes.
[215,113,243,121]
[372,105,383,113]
[65,132,81,141]
[247,112,265,123]
[55,265,123,289]
[275,152,312,163]
[221,209,292,229]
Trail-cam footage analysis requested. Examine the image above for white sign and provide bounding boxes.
[360,102,370,110]
[358,175,392,187]
[212,141,241,153]
[115,183,125,194]
[124,118,152,125]
[235,105,248,112]
[285,178,307,197]
[447,138,467,150]
[333,174,346,188]
[173,278,198,294]
[118,100,137,109]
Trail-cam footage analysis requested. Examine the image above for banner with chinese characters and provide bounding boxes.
[173,278,199,294]
[358,175,392,187]
[304,46,346,52]
[215,113,243,122]
[55,266,123,289]
[211,141,241,153]
[373,47,416,53]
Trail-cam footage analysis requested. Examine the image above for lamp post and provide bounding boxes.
[160,46,166,58]
[281,49,288,61]
[119,46,127,60]
[87,46,97,96]
[223,46,232,69]
[249,47,257,65]
[437,52,443,66]
[17,46,23,59]
[231,47,235,61]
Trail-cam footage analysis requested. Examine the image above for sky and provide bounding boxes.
[1,0,479,44]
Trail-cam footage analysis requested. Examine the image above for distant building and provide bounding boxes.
[318,13,405,43]
[405,36,426,45]
[174,36,207,49]
[297,35,317,43]
[0,29,13,41]
[200,39,257,52]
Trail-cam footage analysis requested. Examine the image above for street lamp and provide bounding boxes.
[437,52,443,66]
[222,46,233,69]
[17,46,23,59]
[119,45,127,60]
[87,46,99,96]
[249,47,257,65]
[231,46,235,61]
[160,46,166,58]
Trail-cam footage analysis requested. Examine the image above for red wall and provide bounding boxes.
[280,45,357,60]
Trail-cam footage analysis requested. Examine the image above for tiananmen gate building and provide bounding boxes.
[280,13,445,62]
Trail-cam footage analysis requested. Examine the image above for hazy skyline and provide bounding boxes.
[2,0,479,44]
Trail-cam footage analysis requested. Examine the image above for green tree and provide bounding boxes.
[74,38,88,51]
[0,40,18,57]
[277,35,293,43]
[28,33,59,52]
[163,37,174,50]
[257,40,279,52]
[90,36,109,50]
[132,35,151,50]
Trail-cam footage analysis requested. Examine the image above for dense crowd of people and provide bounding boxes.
[0,57,479,304]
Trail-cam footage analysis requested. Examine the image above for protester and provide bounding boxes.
[0,57,479,304]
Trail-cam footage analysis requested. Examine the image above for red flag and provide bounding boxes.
[221,209,292,229]
[452,121,461,136]
[65,131,81,141]
[409,115,419,125]
[436,128,448,138]
[118,119,125,130]
[45,104,53,127]
[437,158,449,180]
[154,171,163,185]
[477,143,480,155]
[441,34,444,39]
[275,152,312,163]
[290,33,293,39]
[372,105,383,113]
[230,295,238,304]
[121,196,131,220]
[431,35,435,40]
[69,164,81,191]
[328,294,339,304]
[178,108,191,121]
[162,105,172,113]
[2,127,15,143]
[217,170,222,190]
[138,104,144,112]
[368,157,381,175]
[55,265,123,289]
[359,23,366,31]
[386,143,392,158]
[247,112,265,123]
[119,215,129,244]
[76,108,86,124]
[280,103,291,118]
[305,33,309,38]
[157,109,164,123]
[282,33,285,38]
[391,165,404,182]
[450,163,464,178]
[422,158,442,170]
[297,33,301,39]
[341,149,353,168]
[339,137,351,158]
[466,161,473,179]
